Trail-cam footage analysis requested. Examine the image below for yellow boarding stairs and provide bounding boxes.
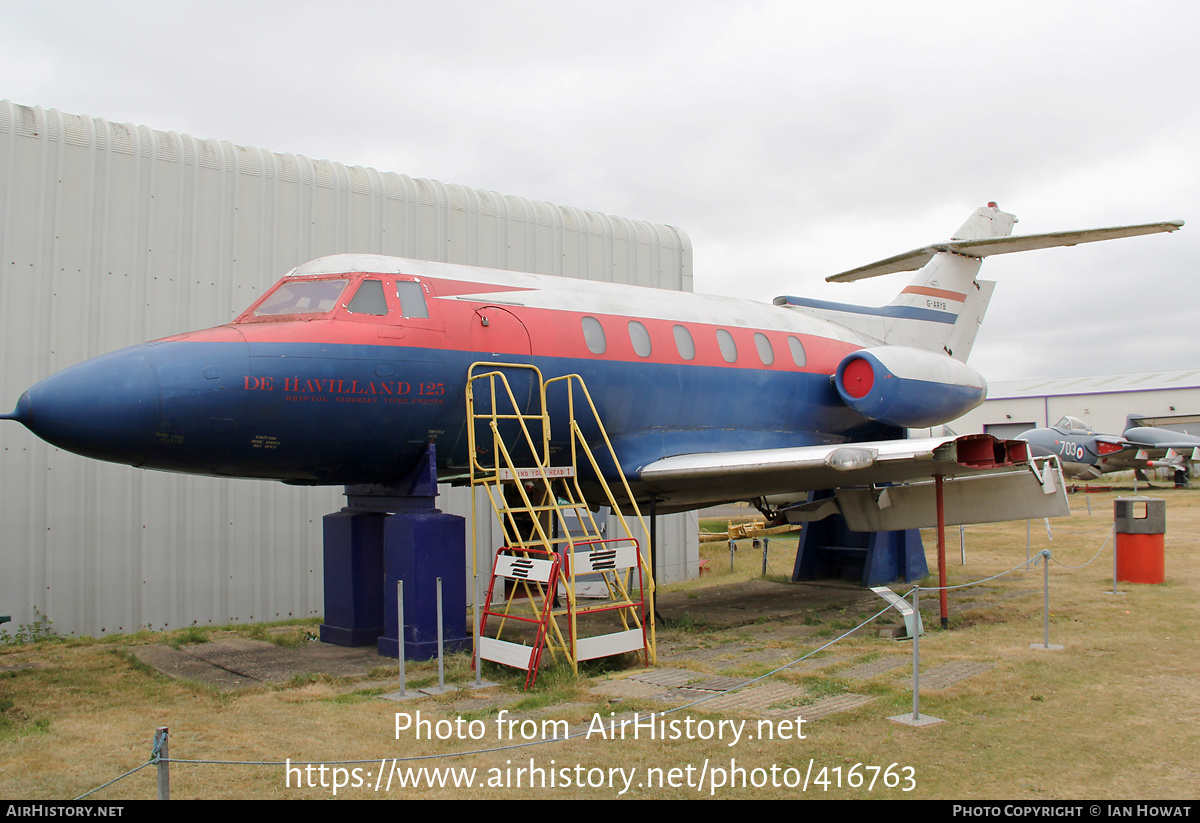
[467,363,656,686]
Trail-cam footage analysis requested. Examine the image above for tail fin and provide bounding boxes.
[775,204,1182,363]
[875,203,1014,360]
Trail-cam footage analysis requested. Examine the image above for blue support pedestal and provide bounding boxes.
[376,510,471,660]
[319,512,386,646]
[318,443,470,659]
[791,491,927,587]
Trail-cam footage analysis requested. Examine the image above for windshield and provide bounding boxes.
[1055,416,1090,432]
[253,279,349,316]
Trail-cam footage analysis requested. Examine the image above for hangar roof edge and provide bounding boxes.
[0,99,690,251]
[987,370,1200,400]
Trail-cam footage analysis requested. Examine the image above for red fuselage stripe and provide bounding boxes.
[901,285,967,302]
[173,273,864,374]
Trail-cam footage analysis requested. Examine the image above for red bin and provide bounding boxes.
[1113,497,1165,584]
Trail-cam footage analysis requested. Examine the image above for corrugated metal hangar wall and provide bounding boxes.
[0,100,697,637]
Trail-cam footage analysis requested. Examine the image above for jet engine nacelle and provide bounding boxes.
[834,346,987,429]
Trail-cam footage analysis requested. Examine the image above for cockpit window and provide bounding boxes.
[1055,416,1089,431]
[396,280,430,319]
[254,279,349,316]
[346,279,389,316]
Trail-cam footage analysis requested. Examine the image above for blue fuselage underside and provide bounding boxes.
[23,339,893,487]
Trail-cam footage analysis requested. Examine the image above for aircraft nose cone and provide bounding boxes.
[13,346,159,466]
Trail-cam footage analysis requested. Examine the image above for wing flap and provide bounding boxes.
[829,464,1066,531]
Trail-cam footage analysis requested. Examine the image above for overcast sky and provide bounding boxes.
[3,0,1197,381]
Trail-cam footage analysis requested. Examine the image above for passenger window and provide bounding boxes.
[716,329,738,363]
[672,325,695,361]
[582,316,606,354]
[754,333,774,366]
[396,280,430,319]
[346,279,389,316]
[628,321,652,357]
[788,336,807,367]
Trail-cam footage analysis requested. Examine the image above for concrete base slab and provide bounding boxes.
[625,668,706,688]
[800,693,875,720]
[680,675,753,693]
[911,661,996,690]
[130,637,388,690]
[419,684,459,696]
[130,644,258,690]
[841,657,908,680]
[694,682,805,713]
[591,678,673,700]
[1030,643,1064,651]
[889,712,944,726]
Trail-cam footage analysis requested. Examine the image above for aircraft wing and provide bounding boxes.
[827,220,1184,282]
[1129,442,1200,456]
[1091,450,1159,475]
[1122,423,1200,456]
[636,433,1067,528]
[1122,424,1200,453]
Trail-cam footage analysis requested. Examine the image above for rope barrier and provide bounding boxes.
[1049,525,1115,570]
[917,555,1041,592]
[74,761,154,800]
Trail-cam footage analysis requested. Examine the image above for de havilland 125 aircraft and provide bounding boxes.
[0,204,1183,528]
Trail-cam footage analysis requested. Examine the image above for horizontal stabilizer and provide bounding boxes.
[827,220,1184,282]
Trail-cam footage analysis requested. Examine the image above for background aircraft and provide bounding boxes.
[1019,414,1200,485]
[0,205,1181,527]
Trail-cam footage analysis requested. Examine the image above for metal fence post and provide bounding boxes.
[1031,550,1062,651]
[912,587,921,720]
[437,576,445,689]
[153,726,169,800]
[397,580,406,696]
[889,588,942,726]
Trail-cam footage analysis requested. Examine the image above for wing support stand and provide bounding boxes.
[790,490,928,587]
[936,474,949,630]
